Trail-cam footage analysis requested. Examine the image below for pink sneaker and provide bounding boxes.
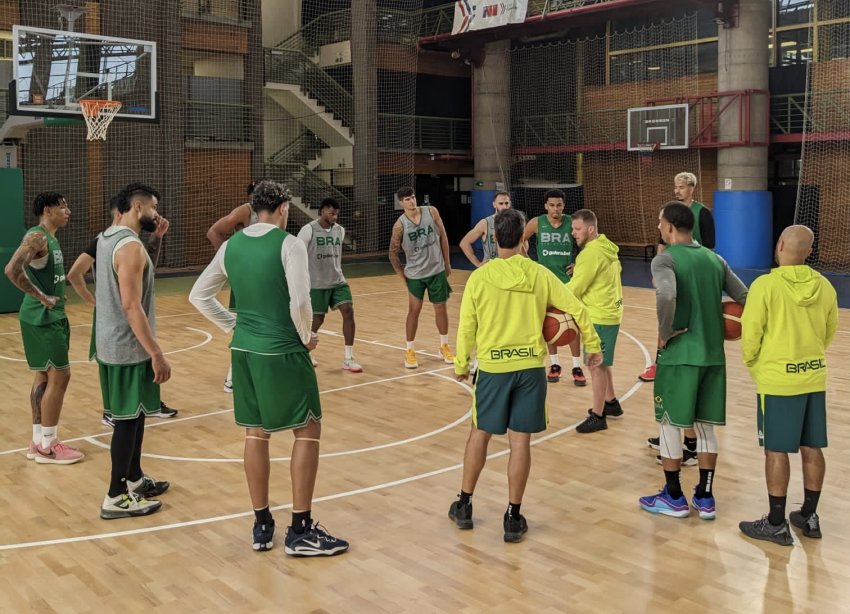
[26,440,38,460]
[35,440,85,465]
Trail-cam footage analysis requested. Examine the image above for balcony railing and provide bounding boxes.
[180,0,251,26]
[379,113,471,153]
[184,100,252,142]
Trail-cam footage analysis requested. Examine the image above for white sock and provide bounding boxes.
[406,341,415,350]
[32,424,42,443]
[549,354,560,367]
[439,334,449,346]
[344,345,354,360]
[126,476,144,492]
[225,364,232,383]
[41,425,58,449]
[572,356,581,369]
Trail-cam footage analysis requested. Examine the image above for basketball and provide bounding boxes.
[542,307,579,346]
[722,301,744,340]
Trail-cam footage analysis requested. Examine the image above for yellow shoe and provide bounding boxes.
[439,344,455,364]
[404,348,419,369]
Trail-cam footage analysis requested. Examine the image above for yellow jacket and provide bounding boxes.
[567,234,623,325]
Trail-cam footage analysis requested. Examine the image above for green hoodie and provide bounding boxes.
[742,265,838,395]
[455,255,601,375]
[566,234,623,325]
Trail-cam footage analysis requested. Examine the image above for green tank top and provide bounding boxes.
[224,228,306,354]
[536,215,574,283]
[657,243,726,367]
[18,225,67,325]
[691,201,705,246]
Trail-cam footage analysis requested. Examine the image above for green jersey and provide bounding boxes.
[691,201,706,246]
[535,215,575,283]
[18,225,67,326]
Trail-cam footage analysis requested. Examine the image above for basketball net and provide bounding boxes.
[80,99,122,141]
[639,142,660,166]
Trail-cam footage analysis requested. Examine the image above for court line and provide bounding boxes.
[0,332,649,551]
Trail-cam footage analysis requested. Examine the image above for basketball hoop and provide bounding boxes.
[638,142,660,166]
[80,99,122,141]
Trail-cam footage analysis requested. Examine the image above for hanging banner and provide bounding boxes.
[452,0,529,35]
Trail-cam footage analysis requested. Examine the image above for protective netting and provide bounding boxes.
[794,0,850,272]
[509,14,708,253]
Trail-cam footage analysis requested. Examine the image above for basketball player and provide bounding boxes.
[569,210,624,434]
[459,191,512,267]
[67,199,178,426]
[297,197,361,372]
[207,181,259,392]
[190,180,348,556]
[448,208,602,542]
[639,202,747,520]
[739,225,837,545]
[388,186,454,369]
[4,192,83,464]
[522,189,585,386]
[97,183,171,519]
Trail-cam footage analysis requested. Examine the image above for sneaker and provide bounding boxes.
[131,475,170,498]
[404,348,418,369]
[342,358,363,373]
[224,364,233,393]
[284,522,349,557]
[503,512,529,543]
[252,519,275,551]
[789,510,822,538]
[100,492,162,520]
[655,449,699,467]
[102,413,115,428]
[448,499,473,529]
[439,344,455,364]
[638,364,656,382]
[739,516,794,546]
[152,402,178,419]
[647,436,660,450]
[639,485,690,518]
[547,364,562,383]
[571,366,587,386]
[603,399,623,419]
[576,410,607,434]
[26,440,38,460]
[35,440,85,465]
[691,487,716,520]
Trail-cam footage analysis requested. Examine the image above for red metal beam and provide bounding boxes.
[514,143,628,154]
[771,131,850,144]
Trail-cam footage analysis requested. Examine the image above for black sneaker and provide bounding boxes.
[284,522,349,557]
[131,475,170,498]
[503,512,528,543]
[576,410,607,434]
[647,436,660,450]
[448,499,473,529]
[655,448,698,467]
[152,402,178,419]
[102,413,115,428]
[739,516,794,546]
[547,364,562,383]
[789,510,822,538]
[253,519,275,552]
[571,367,587,387]
[603,399,623,419]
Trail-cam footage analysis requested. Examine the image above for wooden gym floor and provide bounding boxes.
[0,270,848,613]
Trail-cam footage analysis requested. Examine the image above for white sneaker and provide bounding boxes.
[100,491,162,519]
[223,364,233,393]
[342,358,363,373]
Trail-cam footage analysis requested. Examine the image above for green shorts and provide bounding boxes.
[757,392,827,452]
[19,319,70,371]
[311,283,353,314]
[232,349,322,432]
[584,323,619,367]
[654,364,726,428]
[406,271,452,304]
[472,367,548,435]
[97,360,161,420]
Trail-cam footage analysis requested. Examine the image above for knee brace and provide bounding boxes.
[694,423,718,454]
[658,421,683,460]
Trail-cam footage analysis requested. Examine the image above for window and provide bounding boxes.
[819,22,850,61]
[777,0,813,27]
[777,28,812,65]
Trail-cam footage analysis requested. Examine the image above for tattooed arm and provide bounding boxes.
[146,215,170,267]
[3,231,58,309]
[388,219,406,282]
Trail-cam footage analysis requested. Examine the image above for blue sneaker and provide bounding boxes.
[284,522,349,557]
[691,488,716,520]
[252,520,275,552]
[639,485,690,518]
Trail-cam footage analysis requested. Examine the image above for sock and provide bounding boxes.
[439,334,449,346]
[549,354,560,367]
[684,436,697,452]
[695,468,715,498]
[254,506,273,525]
[664,469,683,500]
[572,356,581,369]
[344,345,354,360]
[507,502,522,519]
[226,363,232,383]
[458,490,472,506]
[126,476,144,492]
[291,510,312,534]
[801,489,821,517]
[768,494,787,526]
[32,424,42,444]
[406,341,415,350]
[41,425,58,449]
[605,397,619,406]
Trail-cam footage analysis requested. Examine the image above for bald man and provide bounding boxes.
[739,226,838,546]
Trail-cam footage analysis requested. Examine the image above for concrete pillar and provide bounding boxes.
[473,40,511,190]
